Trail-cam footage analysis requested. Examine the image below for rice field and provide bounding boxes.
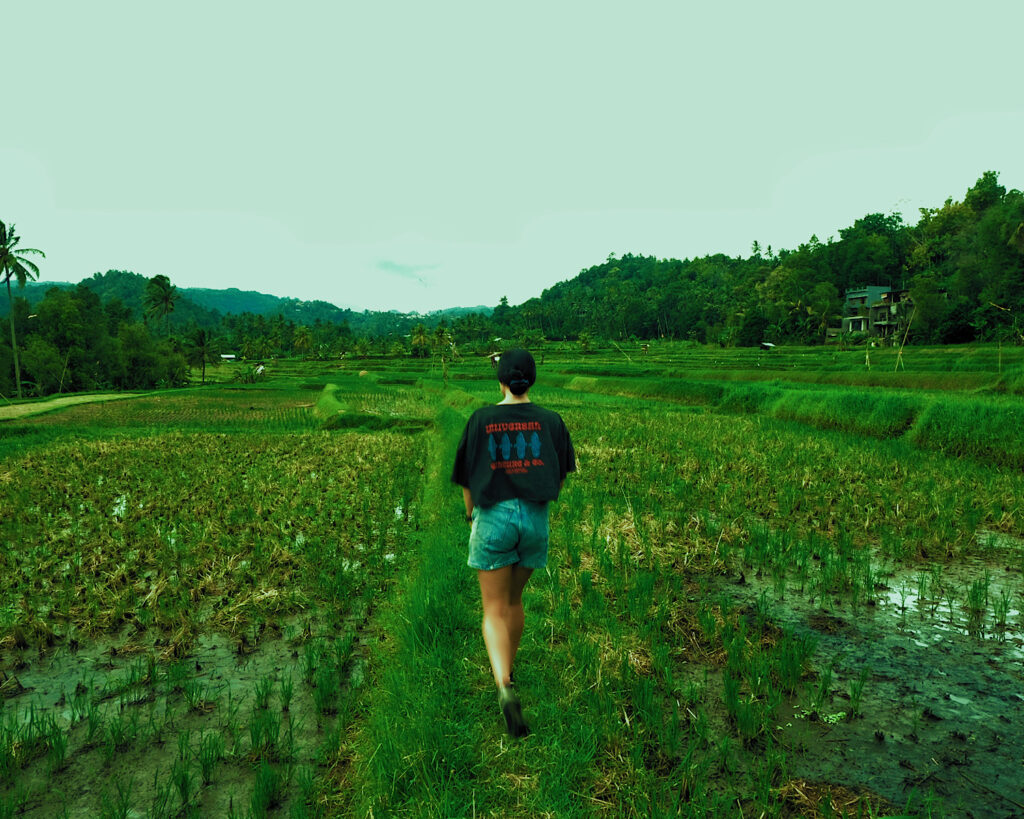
[1,385,423,816]
[1,344,1022,817]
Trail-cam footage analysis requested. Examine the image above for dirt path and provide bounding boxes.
[0,393,145,421]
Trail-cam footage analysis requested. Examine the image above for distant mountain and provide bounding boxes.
[420,305,492,319]
[17,271,221,329]
[13,272,492,328]
[181,287,361,322]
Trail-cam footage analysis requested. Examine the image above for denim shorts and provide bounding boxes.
[468,498,550,571]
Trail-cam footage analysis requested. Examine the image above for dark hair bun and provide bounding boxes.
[497,349,537,392]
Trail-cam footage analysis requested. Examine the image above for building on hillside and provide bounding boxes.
[840,286,912,341]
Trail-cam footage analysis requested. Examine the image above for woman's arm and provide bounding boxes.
[463,486,474,520]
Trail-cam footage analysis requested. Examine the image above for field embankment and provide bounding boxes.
[0,393,145,422]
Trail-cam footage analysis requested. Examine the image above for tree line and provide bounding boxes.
[490,171,1024,348]
[4,172,1023,397]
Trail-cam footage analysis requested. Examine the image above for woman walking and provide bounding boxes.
[451,348,575,737]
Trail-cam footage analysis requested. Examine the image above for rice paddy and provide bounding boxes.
[1,343,1022,817]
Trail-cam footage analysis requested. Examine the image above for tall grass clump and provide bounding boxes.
[717,382,785,414]
[909,397,1024,468]
[771,389,922,438]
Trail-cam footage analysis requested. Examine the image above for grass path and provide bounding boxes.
[337,393,685,817]
[339,398,607,817]
[337,400,494,815]
[0,392,145,421]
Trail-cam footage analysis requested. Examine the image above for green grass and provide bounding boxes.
[3,343,1022,816]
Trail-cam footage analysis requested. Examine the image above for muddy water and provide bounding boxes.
[1,610,374,816]
[724,562,1024,818]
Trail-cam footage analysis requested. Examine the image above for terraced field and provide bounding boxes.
[1,344,1022,817]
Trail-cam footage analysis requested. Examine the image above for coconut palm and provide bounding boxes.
[185,328,220,385]
[293,325,312,357]
[1,220,45,399]
[410,323,430,358]
[144,274,178,335]
[432,324,456,385]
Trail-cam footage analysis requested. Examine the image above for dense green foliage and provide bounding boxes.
[1,220,46,399]
[4,172,1023,397]
[491,172,1024,347]
[0,282,187,394]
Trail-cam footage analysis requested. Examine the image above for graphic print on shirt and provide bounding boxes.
[484,420,545,476]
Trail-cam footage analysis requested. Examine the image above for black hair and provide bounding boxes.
[506,371,531,395]
[496,348,536,395]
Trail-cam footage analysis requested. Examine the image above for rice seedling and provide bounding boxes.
[966,574,990,635]
[253,675,274,711]
[104,711,134,760]
[170,754,193,811]
[279,673,294,713]
[992,586,1012,639]
[183,678,211,712]
[249,706,281,759]
[198,731,224,785]
[84,699,103,747]
[295,764,316,804]
[813,663,834,712]
[146,769,175,819]
[46,718,68,773]
[848,668,870,719]
[311,665,339,718]
[97,777,134,819]
[249,760,284,816]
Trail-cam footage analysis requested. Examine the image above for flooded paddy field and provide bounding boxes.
[1,383,427,816]
[722,547,1024,818]
[3,353,1023,816]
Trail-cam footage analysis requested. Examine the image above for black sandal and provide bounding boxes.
[499,684,530,738]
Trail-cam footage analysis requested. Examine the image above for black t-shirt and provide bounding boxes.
[451,402,576,508]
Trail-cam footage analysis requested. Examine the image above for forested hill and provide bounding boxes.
[18,271,490,334]
[9,171,1024,349]
[18,271,222,330]
[18,271,350,328]
[182,287,354,324]
[503,171,1024,346]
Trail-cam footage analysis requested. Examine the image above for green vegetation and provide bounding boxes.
[1,220,46,400]
[1,347,1022,816]
[508,172,1024,348]
[6,172,1024,400]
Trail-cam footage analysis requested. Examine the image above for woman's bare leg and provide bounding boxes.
[478,565,534,688]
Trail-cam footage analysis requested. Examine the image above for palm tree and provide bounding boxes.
[432,325,455,385]
[185,328,220,385]
[293,325,312,357]
[352,337,371,358]
[1,220,45,399]
[144,274,178,335]
[410,323,430,358]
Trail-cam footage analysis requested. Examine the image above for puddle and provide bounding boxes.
[722,557,1024,818]
[0,608,375,816]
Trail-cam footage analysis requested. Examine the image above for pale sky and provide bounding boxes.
[5,1,1023,313]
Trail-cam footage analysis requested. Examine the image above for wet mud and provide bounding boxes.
[724,560,1024,818]
[0,608,375,816]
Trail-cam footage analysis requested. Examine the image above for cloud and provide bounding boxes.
[375,259,436,286]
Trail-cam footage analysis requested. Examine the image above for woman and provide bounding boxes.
[451,349,576,737]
